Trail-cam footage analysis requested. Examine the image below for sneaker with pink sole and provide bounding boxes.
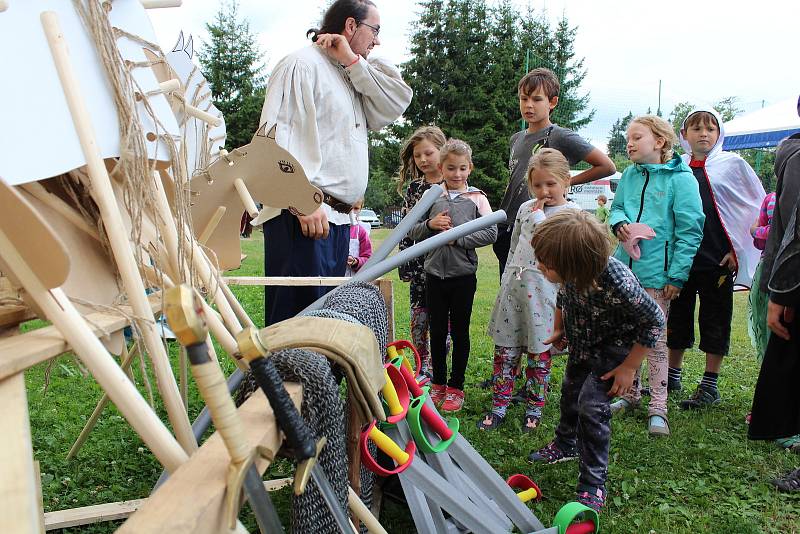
[429,383,447,407]
[441,387,465,412]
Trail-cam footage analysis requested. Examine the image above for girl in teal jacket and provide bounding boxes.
[608,116,704,436]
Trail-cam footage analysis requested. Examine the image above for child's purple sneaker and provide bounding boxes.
[576,485,606,512]
[528,440,579,464]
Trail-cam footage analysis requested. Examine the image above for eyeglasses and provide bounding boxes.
[358,21,380,38]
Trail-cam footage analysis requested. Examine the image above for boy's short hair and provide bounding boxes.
[527,148,571,194]
[683,111,719,130]
[596,194,608,202]
[518,68,560,99]
[531,210,612,292]
[629,115,677,163]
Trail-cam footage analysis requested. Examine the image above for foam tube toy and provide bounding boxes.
[391,356,425,398]
[302,209,506,314]
[387,340,421,379]
[406,393,459,454]
[362,184,443,270]
[505,474,542,503]
[381,364,410,424]
[552,502,600,534]
[360,420,416,477]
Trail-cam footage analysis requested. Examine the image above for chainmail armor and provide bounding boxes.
[239,282,389,532]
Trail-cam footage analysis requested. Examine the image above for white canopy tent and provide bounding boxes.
[723,97,800,150]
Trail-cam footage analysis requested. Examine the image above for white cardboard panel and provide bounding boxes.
[0,0,179,185]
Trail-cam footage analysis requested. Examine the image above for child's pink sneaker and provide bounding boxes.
[441,387,465,412]
[429,383,447,407]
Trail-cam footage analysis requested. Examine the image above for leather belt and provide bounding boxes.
[322,192,354,214]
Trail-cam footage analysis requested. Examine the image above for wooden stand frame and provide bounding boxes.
[1,276,393,532]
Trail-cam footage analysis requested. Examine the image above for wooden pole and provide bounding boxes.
[234,178,259,218]
[0,338,41,534]
[140,0,182,8]
[0,227,187,472]
[197,206,226,245]
[66,343,140,461]
[41,11,197,453]
[219,280,255,329]
[179,346,189,410]
[155,170,243,335]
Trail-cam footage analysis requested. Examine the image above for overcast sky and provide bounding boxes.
[149,0,800,149]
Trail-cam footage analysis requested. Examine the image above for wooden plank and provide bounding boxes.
[0,304,36,329]
[0,373,41,534]
[0,276,36,328]
[117,385,303,534]
[346,391,362,533]
[42,476,295,532]
[224,276,350,286]
[0,294,161,382]
[43,499,145,531]
[34,461,44,534]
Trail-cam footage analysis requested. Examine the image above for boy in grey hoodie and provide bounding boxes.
[410,139,497,412]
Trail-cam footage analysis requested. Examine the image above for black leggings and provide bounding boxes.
[426,273,477,390]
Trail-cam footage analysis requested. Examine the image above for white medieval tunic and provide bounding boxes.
[259,45,412,225]
[488,200,580,353]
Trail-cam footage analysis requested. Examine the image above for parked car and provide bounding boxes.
[360,208,382,228]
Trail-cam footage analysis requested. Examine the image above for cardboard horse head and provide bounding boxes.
[189,123,322,271]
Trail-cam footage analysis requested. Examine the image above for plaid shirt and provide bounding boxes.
[557,257,665,362]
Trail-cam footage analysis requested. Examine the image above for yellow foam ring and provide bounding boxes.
[517,488,538,502]
[382,370,403,416]
[387,345,399,360]
[369,426,409,464]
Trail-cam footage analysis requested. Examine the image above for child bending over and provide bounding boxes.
[528,210,665,512]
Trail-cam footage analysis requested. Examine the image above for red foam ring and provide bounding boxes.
[359,420,417,477]
[398,361,425,397]
[420,401,453,439]
[565,520,597,534]
[388,340,422,377]
[384,363,410,424]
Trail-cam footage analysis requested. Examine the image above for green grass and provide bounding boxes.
[26,228,800,532]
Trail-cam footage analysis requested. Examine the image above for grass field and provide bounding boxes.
[25,228,800,533]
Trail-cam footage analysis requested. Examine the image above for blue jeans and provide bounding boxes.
[554,349,627,489]
[263,210,348,326]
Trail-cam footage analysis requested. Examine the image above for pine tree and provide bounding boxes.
[607,111,634,157]
[198,0,266,150]
[391,1,594,204]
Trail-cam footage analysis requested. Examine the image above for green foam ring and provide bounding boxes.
[406,390,459,454]
[552,501,599,534]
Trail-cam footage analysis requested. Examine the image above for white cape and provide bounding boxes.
[680,107,766,288]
